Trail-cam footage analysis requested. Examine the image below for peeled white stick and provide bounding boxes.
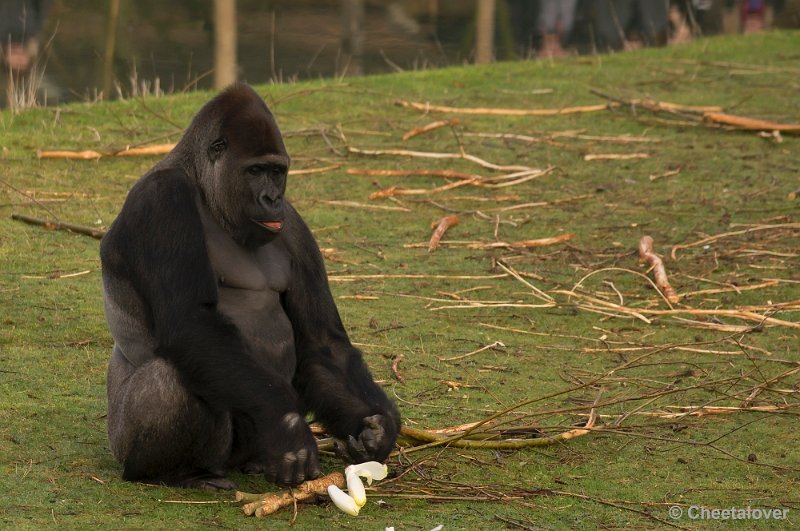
[327,485,360,516]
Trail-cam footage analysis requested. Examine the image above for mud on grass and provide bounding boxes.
[1,31,799,529]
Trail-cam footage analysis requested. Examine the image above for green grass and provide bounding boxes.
[1,31,799,529]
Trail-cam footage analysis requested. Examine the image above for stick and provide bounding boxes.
[237,471,345,517]
[370,180,479,199]
[36,143,176,159]
[11,213,106,239]
[348,146,534,172]
[638,236,679,304]
[702,111,800,133]
[113,143,175,156]
[584,153,650,161]
[402,119,459,141]
[347,168,483,181]
[405,233,573,250]
[428,215,459,252]
[36,149,102,160]
[670,223,800,259]
[395,99,615,116]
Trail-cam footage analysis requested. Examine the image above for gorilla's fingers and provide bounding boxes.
[279,451,299,486]
[363,414,383,429]
[360,416,386,454]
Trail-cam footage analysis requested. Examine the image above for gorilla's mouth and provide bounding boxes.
[256,220,283,232]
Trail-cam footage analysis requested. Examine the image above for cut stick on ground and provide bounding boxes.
[369,180,479,199]
[399,397,599,450]
[584,153,650,161]
[289,164,341,176]
[670,223,800,259]
[237,471,345,517]
[702,111,800,133]
[589,89,723,114]
[429,215,459,252]
[11,213,106,239]
[402,118,460,141]
[348,146,534,172]
[395,99,615,116]
[405,233,573,250]
[638,235,679,304]
[321,200,411,212]
[36,143,176,159]
[347,168,483,180]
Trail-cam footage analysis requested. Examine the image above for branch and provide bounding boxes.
[638,235,679,304]
[237,471,345,517]
[11,213,105,239]
[395,99,614,116]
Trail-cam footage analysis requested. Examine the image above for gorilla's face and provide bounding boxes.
[198,87,290,248]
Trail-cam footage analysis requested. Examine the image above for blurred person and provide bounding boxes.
[0,0,50,71]
[571,0,669,52]
[673,0,727,36]
[536,0,578,58]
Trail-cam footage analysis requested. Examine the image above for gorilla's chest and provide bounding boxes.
[198,201,296,377]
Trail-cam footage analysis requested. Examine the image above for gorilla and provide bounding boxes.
[100,83,400,489]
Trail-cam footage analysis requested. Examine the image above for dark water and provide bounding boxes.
[1,0,478,106]
[2,0,797,107]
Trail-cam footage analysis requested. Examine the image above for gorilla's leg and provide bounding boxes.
[106,347,235,489]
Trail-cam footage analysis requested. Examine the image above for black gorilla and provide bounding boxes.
[101,84,400,489]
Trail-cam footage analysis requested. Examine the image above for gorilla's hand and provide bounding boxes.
[262,413,322,486]
[335,414,397,463]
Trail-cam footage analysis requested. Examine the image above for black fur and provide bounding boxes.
[101,84,400,489]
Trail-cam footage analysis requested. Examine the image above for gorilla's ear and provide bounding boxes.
[207,137,227,162]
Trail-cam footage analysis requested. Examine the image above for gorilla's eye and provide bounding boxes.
[208,138,227,161]
[247,165,262,176]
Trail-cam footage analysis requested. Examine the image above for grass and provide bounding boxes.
[1,31,799,529]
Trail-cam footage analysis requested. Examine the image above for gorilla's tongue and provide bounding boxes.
[260,220,283,232]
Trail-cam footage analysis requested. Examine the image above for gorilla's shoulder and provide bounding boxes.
[129,168,197,204]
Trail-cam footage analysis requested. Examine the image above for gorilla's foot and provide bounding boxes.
[240,461,267,475]
[175,470,238,491]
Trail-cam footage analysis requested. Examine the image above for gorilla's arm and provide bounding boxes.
[101,170,320,483]
[281,204,400,462]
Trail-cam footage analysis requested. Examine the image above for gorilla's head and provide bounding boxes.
[173,84,290,247]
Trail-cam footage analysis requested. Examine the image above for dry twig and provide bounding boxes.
[638,236,680,304]
[395,99,614,116]
[11,213,105,239]
[428,215,459,252]
[402,118,460,141]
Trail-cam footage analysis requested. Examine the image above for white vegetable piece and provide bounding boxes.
[329,462,389,516]
[345,461,389,485]
[346,468,367,507]
[327,485,360,516]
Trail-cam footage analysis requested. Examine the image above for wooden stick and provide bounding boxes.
[584,153,650,161]
[402,118,459,141]
[113,143,175,156]
[369,179,479,199]
[671,223,800,259]
[348,146,534,172]
[11,213,106,239]
[702,111,800,133]
[638,236,679,304]
[237,471,345,517]
[347,168,483,181]
[406,233,573,250]
[36,149,102,160]
[395,99,615,116]
[429,215,459,252]
[36,143,175,159]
